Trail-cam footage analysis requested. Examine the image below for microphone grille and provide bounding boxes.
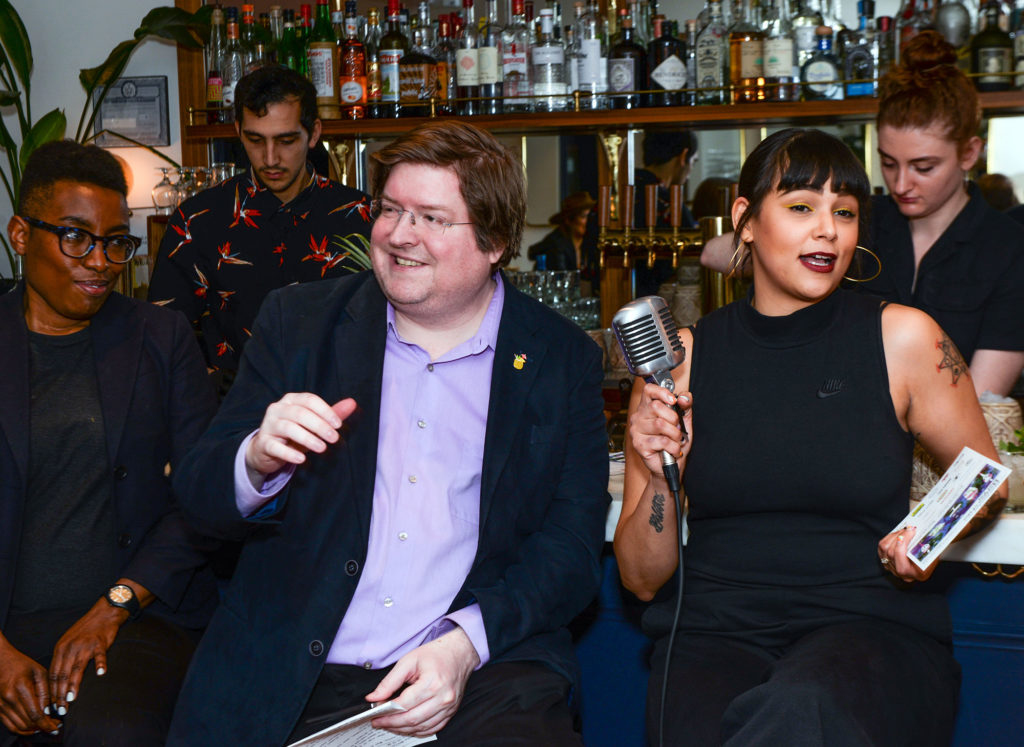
[612,297,685,375]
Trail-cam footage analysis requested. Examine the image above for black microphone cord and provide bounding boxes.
[658,484,685,747]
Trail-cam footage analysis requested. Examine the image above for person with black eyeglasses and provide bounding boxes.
[0,140,220,745]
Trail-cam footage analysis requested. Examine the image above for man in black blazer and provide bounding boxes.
[169,121,610,745]
[0,141,218,744]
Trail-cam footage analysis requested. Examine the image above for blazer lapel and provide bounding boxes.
[479,277,548,530]
[330,276,388,539]
[89,294,143,467]
[0,287,30,485]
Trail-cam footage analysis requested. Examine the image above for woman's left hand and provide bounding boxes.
[877,527,936,583]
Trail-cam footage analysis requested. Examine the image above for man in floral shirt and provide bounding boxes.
[148,66,371,379]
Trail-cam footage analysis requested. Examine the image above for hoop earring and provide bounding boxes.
[843,245,881,283]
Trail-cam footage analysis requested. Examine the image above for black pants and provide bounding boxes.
[647,620,961,747]
[288,661,582,746]
[1,611,197,747]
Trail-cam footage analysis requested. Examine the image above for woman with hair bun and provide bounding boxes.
[864,30,1024,397]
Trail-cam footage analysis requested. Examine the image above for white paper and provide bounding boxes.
[894,447,1011,570]
[287,701,437,747]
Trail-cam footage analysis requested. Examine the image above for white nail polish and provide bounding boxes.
[43,704,52,715]
[97,666,106,675]
[57,706,67,716]
[50,730,61,736]
[66,690,76,702]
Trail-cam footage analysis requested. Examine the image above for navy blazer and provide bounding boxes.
[169,271,610,745]
[0,286,219,631]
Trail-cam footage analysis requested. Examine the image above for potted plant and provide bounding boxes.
[0,1,212,281]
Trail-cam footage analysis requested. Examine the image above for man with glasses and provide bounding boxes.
[148,65,371,387]
[169,121,610,745]
[0,140,219,744]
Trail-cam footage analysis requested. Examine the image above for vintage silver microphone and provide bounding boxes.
[612,296,688,492]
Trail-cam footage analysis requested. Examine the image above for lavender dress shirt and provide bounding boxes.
[233,278,506,669]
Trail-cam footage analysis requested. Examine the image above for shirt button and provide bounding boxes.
[309,640,324,656]
[383,596,394,608]
[398,532,408,541]
[363,661,373,670]
[345,560,359,576]
[417,419,427,429]
[427,364,434,372]
[408,475,417,483]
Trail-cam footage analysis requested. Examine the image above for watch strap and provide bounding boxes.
[104,584,141,621]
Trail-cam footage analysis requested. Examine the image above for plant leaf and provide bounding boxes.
[79,40,137,95]
[0,0,32,91]
[135,6,210,48]
[0,113,16,152]
[19,108,66,172]
[0,87,19,106]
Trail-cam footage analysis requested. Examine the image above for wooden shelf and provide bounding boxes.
[185,90,1024,141]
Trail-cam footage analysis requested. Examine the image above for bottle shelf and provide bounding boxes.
[185,90,1024,140]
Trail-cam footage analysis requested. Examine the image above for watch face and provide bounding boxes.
[108,585,133,603]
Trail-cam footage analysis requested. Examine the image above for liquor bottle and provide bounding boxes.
[532,8,569,110]
[565,24,581,98]
[801,25,843,100]
[525,1,537,46]
[842,0,878,98]
[434,15,458,115]
[696,0,729,104]
[365,8,383,118]
[576,0,609,108]
[478,0,504,114]
[792,0,824,68]
[280,14,304,73]
[503,0,533,111]
[241,4,265,73]
[456,0,481,115]
[684,20,698,104]
[267,6,284,63]
[206,6,226,125]
[608,7,647,108]
[380,0,409,116]
[308,0,341,119]
[222,7,245,122]
[899,0,935,58]
[339,0,367,119]
[934,0,972,50]
[298,4,314,76]
[971,1,1013,91]
[876,16,896,78]
[399,18,437,117]
[729,0,765,102]
[1014,0,1024,86]
[647,14,687,106]
[418,1,435,52]
[762,0,797,101]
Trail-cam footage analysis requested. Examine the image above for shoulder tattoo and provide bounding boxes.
[649,493,666,533]
[935,333,970,386]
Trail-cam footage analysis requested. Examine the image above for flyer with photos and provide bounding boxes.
[287,701,437,747]
[894,447,1010,571]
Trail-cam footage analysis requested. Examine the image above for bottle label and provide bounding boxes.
[977,47,1012,84]
[206,76,224,104]
[794,25,817,60]
[345,18,358,38]
[340,78,367,104]
[308,44,338,99]
[650,54,686,90]
[608,57,636,93]
[739,40,763,78]
[478,46,500,85]
[380,49,404,102]
[578,38,603,87]
[456,48,480,86]
[223,82,237,108]
[436,60,450,101]
[400,62,438,103]
[763,38,793,79]
[533,81,568,96]
[804,59,838,95]
[844,46,875,97]
[532,46,564,66]
[503,52,530,103]
[367,61,382,102]
[696,36,724,88]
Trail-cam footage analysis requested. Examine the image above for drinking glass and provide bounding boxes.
[151,168,178,215]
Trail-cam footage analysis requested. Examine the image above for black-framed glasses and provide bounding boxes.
[369,199,473,235]
[20,216,141,264]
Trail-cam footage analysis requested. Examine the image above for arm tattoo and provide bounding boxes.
[935,334,970,386]
[649,492,666,533]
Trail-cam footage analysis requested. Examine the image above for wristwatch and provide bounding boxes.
[104,584,141,620]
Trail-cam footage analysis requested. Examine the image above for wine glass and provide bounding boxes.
[151,168,178,215]
[174,167,197,207]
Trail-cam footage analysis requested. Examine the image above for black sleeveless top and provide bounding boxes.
[642,289,952,649]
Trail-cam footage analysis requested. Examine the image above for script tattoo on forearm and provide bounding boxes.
[649,493,665,533]
[935,333,969,386]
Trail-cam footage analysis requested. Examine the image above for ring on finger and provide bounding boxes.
[880,557,890,566]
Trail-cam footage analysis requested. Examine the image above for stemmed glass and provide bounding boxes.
[151,168,179,215]
[175,167,197,207]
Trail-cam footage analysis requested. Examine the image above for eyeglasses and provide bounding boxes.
[20,216,142,264]
[370,199,473,235]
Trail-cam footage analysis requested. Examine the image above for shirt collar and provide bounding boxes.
[245,163,320,208]
[386,273,505,360]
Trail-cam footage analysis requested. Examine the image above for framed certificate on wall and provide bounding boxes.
[92,76,170,148]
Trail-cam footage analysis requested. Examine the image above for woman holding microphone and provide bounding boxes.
[619,128,1006,745]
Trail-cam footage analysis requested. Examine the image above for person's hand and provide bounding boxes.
[878,526,936,583]
[0,638,61,736]
[364,628,480,737]
[245,394,358,480]
[47,599,127,713]
[629,382,692,480]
